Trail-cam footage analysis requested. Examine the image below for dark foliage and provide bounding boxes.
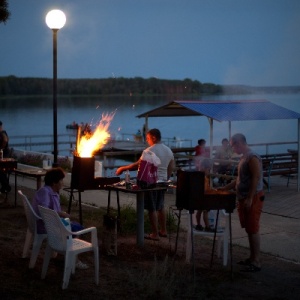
[0,0,10,24]
[0,76,223,96]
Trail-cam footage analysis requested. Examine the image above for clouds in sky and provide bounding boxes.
[0,0,300,86]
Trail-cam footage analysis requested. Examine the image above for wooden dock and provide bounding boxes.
[101,140,146,152]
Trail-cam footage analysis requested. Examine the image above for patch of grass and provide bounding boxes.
[118,204,140,234]
[62,199,178,237]
[126,255,177,299]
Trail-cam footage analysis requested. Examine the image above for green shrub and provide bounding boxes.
[17,153,72,172]
[17,153,44,167]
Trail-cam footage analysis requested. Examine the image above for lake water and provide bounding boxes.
[1,93,300,158]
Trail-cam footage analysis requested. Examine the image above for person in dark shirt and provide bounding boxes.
[0,121,11,194]
[0,121,9,157]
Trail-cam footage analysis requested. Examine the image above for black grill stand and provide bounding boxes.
[175,169,235,280]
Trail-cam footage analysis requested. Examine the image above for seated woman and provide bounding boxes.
[31,167,88,269]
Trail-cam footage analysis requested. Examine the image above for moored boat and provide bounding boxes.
[66,123,79,130]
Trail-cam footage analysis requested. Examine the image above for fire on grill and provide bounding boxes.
[70,112,120,191]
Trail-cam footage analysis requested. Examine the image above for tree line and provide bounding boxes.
[0,0,10,24]
[0,76,223,96]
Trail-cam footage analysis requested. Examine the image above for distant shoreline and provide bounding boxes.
[1,76,299,98]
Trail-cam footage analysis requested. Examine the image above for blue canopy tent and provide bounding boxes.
[137,100,300,191]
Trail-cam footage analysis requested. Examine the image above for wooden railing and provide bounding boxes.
[9,134,77,153]
[9,133,193,155]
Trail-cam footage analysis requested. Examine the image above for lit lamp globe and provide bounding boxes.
[45,9,66,29]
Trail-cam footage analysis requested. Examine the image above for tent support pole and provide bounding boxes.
[208,118,213,157]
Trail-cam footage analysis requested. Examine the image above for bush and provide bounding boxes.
[17,153,72,172]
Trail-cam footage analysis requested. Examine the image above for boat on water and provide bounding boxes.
[66,123,79,130]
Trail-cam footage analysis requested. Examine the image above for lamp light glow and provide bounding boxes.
[46,10,66,29]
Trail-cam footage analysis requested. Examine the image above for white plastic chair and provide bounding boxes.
[38,205,99,289]
[186,209,230,266]
[19,190,47,269]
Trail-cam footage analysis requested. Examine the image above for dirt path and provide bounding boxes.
[0,189,300,299]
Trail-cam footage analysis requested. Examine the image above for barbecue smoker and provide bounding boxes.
[67,155,120,224]
[176,169,236,213]
[175,169,236,272]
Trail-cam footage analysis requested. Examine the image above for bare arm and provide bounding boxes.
[219,179,236,191]
[58,211,70,218]
[167,159,175,179]
[115,160,140,176]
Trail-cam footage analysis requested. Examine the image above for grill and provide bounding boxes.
[176,169,235,213]
[71,156,120,190]
[0,158,17,172]
[67,155,120,224]
[175,169,236,274]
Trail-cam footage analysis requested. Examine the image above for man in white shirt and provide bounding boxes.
[116,128,175,241]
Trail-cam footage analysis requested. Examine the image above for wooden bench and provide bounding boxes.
[261,153,298,191]
[174,151,298,191]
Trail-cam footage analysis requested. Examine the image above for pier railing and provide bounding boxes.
[9,133,193,155]
[9,134,77,154]
[9,133,298,161]
[113,133,193,147]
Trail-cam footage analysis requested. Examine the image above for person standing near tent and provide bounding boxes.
[0,121,11,194]
[0,121,9,158]
[194,138,210,171]
[220,133,264,272]
[142,123,147,143]
[116,128,175,241]
[215,138,233,174]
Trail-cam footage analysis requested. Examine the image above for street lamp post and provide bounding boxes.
[45,9,66,167]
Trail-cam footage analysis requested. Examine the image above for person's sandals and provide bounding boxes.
[195,225,203,231]
[241,263,261,272]
[144,234,159,241]
[237,258,252,266]
[158,231,167,238]
[76,260,89,270]
[204,226,215,232]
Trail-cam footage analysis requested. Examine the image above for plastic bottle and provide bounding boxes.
[125,170,130,182]
[125,170,131,189]
[208,210,215,229]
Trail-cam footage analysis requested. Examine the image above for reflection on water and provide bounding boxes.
[1,94,299,157]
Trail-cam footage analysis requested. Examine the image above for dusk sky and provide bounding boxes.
[1,0,300,86]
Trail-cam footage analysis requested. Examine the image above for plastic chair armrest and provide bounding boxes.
[71,227,98,245]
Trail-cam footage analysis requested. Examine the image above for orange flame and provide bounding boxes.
[76,112,115,157]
